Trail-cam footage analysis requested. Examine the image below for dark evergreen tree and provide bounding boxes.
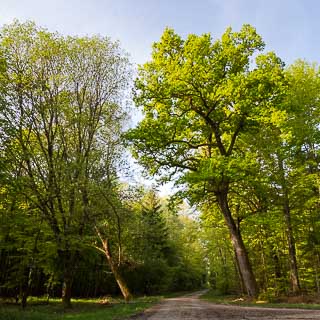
[140,190,169,261]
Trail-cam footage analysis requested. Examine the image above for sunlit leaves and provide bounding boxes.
[127,25,286,192]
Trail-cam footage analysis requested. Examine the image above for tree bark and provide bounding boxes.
[233,250,245,294]
[20,267,30,309]
[215,187,258,297]
[283,196,300,294]
[315,253,320,295]
[62,270,73,309]
[278,156,300,294]
[95,228,132,302]
[108,257,132,302]
[58,249,74,309]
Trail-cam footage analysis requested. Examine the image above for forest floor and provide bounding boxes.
[0,296,160,320]
[2,291,320,319]
[129,291,320,319]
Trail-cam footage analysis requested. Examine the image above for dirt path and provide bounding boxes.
[131,291,320,319]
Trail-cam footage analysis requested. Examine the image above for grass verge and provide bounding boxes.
[200,290,320,310]
[0,296,161,320]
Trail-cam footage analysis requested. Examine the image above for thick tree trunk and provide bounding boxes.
[233,251,245,294]
[216,188,258,297]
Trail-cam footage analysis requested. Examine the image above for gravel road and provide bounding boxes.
[131,291,320,319]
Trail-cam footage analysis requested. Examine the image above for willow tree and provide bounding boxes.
[0,21,130,307]
[126,25,286,297]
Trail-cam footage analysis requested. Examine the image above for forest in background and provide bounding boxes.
[1,21,320,308]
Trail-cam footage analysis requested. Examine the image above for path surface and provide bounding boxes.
[131,291,320,319]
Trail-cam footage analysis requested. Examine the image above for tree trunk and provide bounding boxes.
[283,196,300,294]
[20,267,30,309]
[272,250,282,280]
[58,249,74,309]
[233,250,245,294]
[62,271,72,309]
[108,259,132,302]
[216,187,258,297]
[278,157,300,294]
[315,253,320,295]
[95,228,132,302]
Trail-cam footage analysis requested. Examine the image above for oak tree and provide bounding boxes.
[126,25,286,297]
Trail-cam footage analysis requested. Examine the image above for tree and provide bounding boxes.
[246,60,320,294]
[93,185,134,302]
[113,187,206,295]
[140,190,169,260]
[279,60,320,293]
[167,211,207,292]
[126,25,286,297]
[0,21,130,307]
[136,190,171,294]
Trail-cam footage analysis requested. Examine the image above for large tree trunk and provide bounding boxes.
[216,187,258,297]
[233,250,245,294]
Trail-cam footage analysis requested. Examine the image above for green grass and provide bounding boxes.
[200,290,320,310]
[0,296,161,320]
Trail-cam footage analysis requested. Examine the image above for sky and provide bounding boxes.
[1,0,319,66]
[1,0,319,194]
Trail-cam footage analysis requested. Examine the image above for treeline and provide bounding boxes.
[126,25,320,299]
[0,21,206,308]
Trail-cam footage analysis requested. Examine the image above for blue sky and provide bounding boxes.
[1,0,319,66]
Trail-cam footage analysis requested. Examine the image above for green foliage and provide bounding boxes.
[200,205,239,294]
[127,25,285,187]
[3,19,320,308]
[139,190,169,261]
[120,189,206,295]
[0,20,131,305]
